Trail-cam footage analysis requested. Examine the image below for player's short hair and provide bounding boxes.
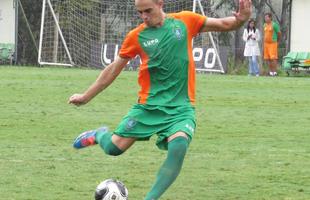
[265,13,272,19]
[136,0,161,3]
[135,0,163,6]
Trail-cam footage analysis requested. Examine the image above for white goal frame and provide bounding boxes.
[38,0,224,73]
[38,0,73,66]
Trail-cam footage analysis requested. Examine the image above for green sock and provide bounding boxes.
[95,131,123,156]
[145,137,189,200]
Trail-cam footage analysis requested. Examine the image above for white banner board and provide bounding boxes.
[290,0,310,52]
[0,0,16,44]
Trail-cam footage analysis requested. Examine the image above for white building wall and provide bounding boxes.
[0,0,16,44]
[290,0,310,52]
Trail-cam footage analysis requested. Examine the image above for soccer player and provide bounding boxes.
[69,0,252,199]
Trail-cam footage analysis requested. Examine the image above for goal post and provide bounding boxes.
[38,0,73,66]
[193,0,224,73]
[38,0,225,73]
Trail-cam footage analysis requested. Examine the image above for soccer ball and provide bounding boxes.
[95,179,128,200]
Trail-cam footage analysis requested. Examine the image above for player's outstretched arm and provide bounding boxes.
[68,56,130,106]
[200,0,252,32]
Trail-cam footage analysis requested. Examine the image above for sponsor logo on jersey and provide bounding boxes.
[143,38,159,47]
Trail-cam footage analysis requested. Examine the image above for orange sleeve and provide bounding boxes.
[119,29,140,59]
[171,11,207,37]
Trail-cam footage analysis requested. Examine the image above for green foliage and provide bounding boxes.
[18,0,42,65]
[218,32,232,46]
[0,66,309,199]
[225,54,248,75]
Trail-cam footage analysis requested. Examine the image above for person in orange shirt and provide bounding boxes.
[263,13,281,76]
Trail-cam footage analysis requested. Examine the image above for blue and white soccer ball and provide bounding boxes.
[95,179,128,200]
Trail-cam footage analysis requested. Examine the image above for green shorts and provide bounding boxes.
[114,104,196,150]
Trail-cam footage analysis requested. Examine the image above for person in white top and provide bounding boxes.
[243,19,261,76]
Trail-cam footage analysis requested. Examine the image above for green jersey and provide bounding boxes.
[119,11,207,107]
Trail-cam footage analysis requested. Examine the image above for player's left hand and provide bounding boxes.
[233,0,252,23]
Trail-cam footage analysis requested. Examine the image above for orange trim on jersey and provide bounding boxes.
[187,38,196,106]
[169,11,207,105]
[119,24,143,59]
[119,24,151,104]
[138,54,150,104]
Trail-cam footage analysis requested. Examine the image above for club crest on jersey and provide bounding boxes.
[174,28,183,40]
[125,118,137,130]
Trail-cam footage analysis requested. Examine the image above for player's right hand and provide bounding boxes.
[233,0,252,23]
[68,94,88,106]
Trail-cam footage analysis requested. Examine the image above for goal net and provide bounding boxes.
[38,0,224,73]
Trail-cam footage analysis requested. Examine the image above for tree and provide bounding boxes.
[214,0,291,63]
[18,0,42,65]
[215,0,244,62]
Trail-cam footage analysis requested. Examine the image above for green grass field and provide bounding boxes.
[0,66,309,200]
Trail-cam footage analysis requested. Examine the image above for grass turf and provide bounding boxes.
[0,66,309,199]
